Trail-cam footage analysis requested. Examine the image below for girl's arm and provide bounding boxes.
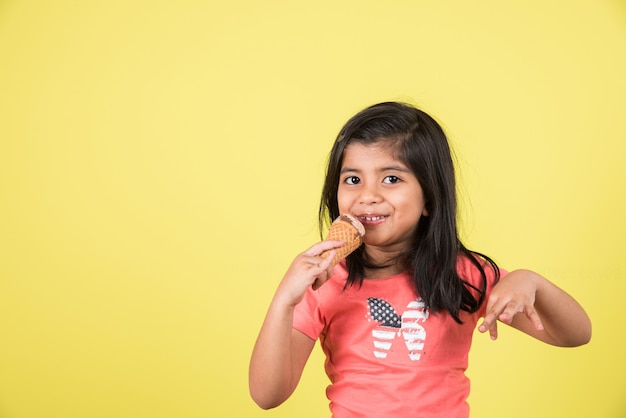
[478,269,591,347]
[249,241,341,409]
[249,300,316,409]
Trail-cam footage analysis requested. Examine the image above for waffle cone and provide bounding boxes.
[321,214,365,266]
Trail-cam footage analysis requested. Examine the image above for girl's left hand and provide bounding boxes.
[478,270,544,340]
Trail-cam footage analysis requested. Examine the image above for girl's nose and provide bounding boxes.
[359,183,381,205]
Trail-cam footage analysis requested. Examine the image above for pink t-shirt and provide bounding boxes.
[293,255,503,418]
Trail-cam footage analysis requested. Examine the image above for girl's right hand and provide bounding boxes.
[274,240,344,307]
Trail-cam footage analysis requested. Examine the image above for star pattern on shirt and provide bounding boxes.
[367,297,402,328]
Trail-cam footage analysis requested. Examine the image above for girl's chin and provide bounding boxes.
[363,241,399,250]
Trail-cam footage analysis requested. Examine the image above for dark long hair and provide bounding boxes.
[318,102,499,323]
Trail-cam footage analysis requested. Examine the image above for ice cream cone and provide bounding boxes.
[321,214,365,265]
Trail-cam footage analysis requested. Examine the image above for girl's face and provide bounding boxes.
[337,142,428,257]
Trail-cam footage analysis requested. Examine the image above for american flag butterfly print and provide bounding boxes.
[367,297,429,361]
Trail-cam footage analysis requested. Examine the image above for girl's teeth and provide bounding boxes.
[364,216,384,221]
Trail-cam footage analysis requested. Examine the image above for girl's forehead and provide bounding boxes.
[342,141,401,163]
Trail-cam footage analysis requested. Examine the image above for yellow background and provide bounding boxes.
[1,1,624,417]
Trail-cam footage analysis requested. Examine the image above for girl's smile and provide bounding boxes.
[337,141,428,261]
[358,215,387,225]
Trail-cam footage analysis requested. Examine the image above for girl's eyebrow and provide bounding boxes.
[340,165,410,174]
[380,165,411,172]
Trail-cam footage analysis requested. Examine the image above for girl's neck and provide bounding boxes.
[364,265,406,279]
[363,247,409,279]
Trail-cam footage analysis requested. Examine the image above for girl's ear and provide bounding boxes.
[422,207,429,217]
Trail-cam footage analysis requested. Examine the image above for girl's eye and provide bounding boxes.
[383,175,401,184]
[344,176,360,185]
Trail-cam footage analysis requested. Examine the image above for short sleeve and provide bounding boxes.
[293,286,325,340]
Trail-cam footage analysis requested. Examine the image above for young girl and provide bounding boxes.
[249,101,591,417]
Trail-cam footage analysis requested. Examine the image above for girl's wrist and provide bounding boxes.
[518,269,541,286]
[272,290,302,311]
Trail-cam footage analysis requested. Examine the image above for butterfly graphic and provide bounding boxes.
[367,297,428,361]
